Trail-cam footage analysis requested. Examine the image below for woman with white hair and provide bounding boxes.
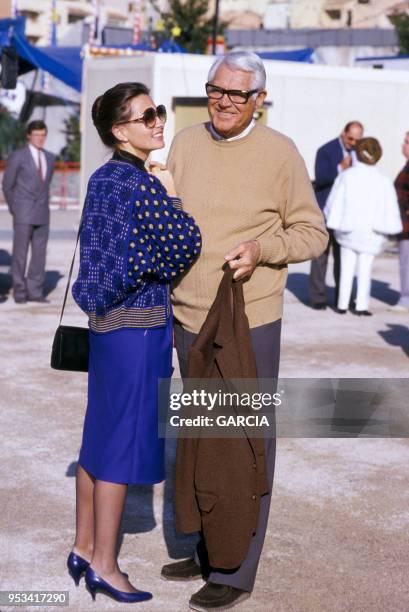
[324,137,403,316]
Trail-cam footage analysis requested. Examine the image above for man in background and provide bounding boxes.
[309,121,364,309]
[3,120,55,303]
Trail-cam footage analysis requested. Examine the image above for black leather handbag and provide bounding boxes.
[51,218,89,372]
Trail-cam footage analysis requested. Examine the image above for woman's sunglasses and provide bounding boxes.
[117,105,167,128]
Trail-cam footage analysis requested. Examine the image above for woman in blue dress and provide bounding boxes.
[67,82,201,603]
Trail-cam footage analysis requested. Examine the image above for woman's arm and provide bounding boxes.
[125,172,201,286]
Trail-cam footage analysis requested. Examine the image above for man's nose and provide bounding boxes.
[218,93,232,107]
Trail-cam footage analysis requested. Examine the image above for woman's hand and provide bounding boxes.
[148,162,177,197]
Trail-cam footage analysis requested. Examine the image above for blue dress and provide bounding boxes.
[78,317,173,485]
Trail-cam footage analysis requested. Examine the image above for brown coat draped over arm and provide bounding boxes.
[175,268,271,570]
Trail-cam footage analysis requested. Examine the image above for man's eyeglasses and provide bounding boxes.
[205,83,260,104]
[117,104,167,128]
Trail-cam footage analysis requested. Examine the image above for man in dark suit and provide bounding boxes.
[309,121,363,309]
[3,120,55,303]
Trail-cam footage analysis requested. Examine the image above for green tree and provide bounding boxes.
[0,106,26,159]
[150,0,227,54]
[389,12,409,55]
[59,112,81,162]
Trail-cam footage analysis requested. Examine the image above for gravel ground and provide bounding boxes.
[1,210,409,612]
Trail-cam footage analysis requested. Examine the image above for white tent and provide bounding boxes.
[81,52,409,200]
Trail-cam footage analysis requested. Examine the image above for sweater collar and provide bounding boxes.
[112,149,147,172]
[209,119,256,142]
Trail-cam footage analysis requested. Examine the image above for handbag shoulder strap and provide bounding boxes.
[58,208,84,326]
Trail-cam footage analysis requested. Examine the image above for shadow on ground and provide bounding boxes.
[378,324,409,358]
[0,261,63,302]
[44,271,64,298]
[286,272,398,307]
[371,279,400,306]
[286,272,337,306]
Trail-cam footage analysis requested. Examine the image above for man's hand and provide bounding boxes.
[148,161,177,197]
[224,240,261,281]
[340,154,352,171]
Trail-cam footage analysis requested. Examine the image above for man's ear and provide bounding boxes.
[111,125,128,143]
[255,90,267,110]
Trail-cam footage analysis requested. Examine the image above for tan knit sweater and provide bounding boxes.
[168,122,328,333]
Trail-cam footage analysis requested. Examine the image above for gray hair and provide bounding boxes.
[207,51,266,91]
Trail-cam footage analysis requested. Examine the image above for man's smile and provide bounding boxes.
[215,111,236,117]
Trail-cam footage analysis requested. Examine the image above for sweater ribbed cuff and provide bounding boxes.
[257,234,282,265]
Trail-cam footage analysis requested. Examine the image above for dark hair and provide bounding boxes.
[26,120,47,135]
[92,82,150,148]
[343,120,363,134]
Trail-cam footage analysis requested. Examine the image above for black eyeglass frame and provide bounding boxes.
[205,83,261,104]
[116,104,167,127]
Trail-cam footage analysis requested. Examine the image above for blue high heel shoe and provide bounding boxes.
[67,552,90,586]
[67,551,129,587]
[85,567,152,603]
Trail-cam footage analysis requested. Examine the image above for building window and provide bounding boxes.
[68,14,85,24]
[107,19,127,27]
[326,10,342,20]
[20,10,40,22]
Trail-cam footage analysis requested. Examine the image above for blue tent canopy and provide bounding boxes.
[257,48,315,63]
[0,17,83,91]
[5,33,188,92]
[1,17,315,93]
[356,53,409,62]
[0,16,25,45]
[12,33,83,92]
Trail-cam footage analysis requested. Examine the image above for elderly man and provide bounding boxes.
[309,120,364,309]
[161,51,328,611]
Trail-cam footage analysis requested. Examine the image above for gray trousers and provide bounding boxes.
[397,238,409,308]
[12,223,49,300]
[174,319,282,592]
[309,229,340,306]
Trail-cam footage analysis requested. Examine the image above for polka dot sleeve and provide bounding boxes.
[126,173,202,285]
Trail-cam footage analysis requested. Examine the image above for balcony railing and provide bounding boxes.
[0,161,80,210]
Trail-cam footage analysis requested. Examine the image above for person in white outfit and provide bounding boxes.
[324,137,403,316]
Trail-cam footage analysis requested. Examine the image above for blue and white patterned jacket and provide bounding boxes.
[72,153,201,333]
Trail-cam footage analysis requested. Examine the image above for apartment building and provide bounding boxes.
[4,0,408,44]
[0,0,12,19]
[207,0,408,30]
[8,0,137,45]
[293,0,409,28]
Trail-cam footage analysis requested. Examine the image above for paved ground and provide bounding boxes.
[1,210,409,612]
